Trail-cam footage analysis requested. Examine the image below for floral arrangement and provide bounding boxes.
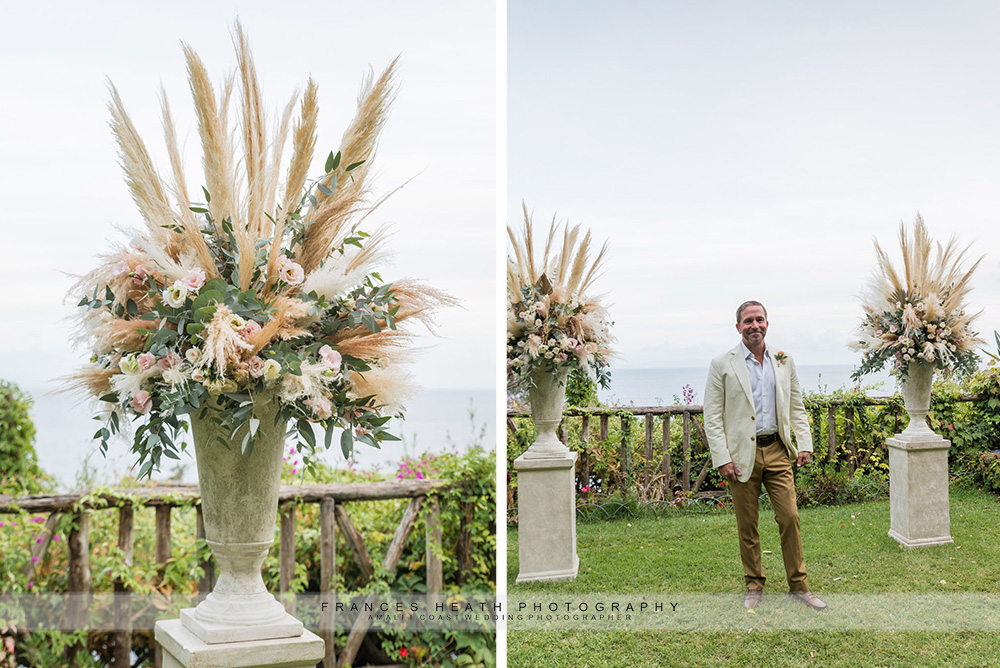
[66,26,450,478]
[850,215,982,380]
[506,203,614,389]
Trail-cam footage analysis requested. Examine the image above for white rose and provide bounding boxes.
[119,355,141,375]
[191,369,207,383]
[186,347,202,363]
[262,359,282,382]
[162,281,188,308]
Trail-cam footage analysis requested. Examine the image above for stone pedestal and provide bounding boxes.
[887,433,953,548]
[514,451,579,582]
[155,619,324,668]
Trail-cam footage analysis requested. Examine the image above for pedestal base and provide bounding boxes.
[180,607,304,644]
[514,451,579,583]
[155,619,324,668]
[887,432,953,548]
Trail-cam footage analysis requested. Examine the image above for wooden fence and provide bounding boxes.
[0,480,446,668]
[507,395,977,498]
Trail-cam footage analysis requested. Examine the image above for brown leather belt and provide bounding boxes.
[757,432,781,446]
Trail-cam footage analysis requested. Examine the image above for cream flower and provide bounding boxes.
[278,255,305,286]
[119,355,141,375]
[163,281,188,308]
[262,359,282,382]
[227,313,247,331]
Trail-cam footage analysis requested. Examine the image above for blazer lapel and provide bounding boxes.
[729,344,753,407]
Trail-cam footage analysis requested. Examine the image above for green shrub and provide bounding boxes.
[0,380,53,495]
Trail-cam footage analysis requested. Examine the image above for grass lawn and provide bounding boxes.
[507,484,1000,667]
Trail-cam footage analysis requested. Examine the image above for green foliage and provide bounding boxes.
[970,451,1000,493]
[564,367,599,408]
[0,381,53,495]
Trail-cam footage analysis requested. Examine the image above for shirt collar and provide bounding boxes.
[741,341,770,361]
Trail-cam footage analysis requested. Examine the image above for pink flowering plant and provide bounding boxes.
[67,27,450,478]
[506,205,614,389]
[850,216,982,380]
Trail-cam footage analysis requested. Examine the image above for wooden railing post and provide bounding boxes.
[155,505,172,564]
[845,406,857,473]
[643,414,655,488]
[682,411,692,492]
[320,496,337,668]
[425,496,443,594]
[580,415,591,490]
[827,405,838,463]
[660,414,672,493]
[620,415,631,490]
[114,505,134,668]
[65,509,91,664]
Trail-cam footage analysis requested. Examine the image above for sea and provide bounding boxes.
[25,386,494,489]
[597,364,897,407]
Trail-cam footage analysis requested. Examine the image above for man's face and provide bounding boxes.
[737,305,768,348]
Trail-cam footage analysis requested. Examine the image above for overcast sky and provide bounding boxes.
[508,0,1000,374]
[1,0,496,393]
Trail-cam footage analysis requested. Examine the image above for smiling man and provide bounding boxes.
[703,300,827,611]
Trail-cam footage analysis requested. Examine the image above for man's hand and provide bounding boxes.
[718,462,742,481]
[796,451,812,467]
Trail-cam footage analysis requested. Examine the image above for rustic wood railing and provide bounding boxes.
[0,480,446,668]
[507,395,977,499]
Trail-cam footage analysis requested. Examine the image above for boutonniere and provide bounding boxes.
[774,351,788,366]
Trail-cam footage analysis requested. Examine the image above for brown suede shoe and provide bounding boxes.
[791,591,827,611]
[743,589,762,609]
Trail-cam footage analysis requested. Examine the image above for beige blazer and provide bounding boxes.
[703,343,813,483]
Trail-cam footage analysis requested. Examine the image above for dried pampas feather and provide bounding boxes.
[508,203,609,301]
[296,59,398,274]
[183,43,236,236]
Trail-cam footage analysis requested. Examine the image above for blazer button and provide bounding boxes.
[750,436,755,442]
[751,416,755,421]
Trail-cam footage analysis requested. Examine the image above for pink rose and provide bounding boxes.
[304,395,333,420]
[157,352,181,370]
[113,260,130,277]
[238,319,262,342]
[318,345,342,372]
[138,352,156,371]
[247,356,266,379]
[131,265,148,284]
[130,390,152,414]
[182,267,207,293]
[278,255,305,286]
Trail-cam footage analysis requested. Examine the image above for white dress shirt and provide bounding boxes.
[742,342,778,435]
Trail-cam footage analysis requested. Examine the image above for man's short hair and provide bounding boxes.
[736,300,767,323]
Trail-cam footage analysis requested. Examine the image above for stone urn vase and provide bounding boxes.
[523,366,571,459]
[180,392,303,643]
[900,360,935,438]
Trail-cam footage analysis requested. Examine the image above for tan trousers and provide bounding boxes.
[729,439,809,593]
